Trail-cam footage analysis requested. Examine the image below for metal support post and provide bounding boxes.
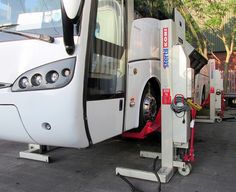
[140,151,162,159]
[19,144,55,163]
[116,167,173,183]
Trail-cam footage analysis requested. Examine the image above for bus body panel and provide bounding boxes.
[124,18,161,131]
[0,38,68,84]
[0,0,93,148]
[0,104,35,143]
[87,98,124,144]
[194,65,210,105]
[0,73,89,148]
[125,60,161,131]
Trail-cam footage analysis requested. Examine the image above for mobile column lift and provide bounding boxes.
[196,59,224,123]
[116,13,200,183]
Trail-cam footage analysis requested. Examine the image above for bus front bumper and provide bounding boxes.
[0,105,35,143]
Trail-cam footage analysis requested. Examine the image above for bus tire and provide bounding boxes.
[139,83,158,128]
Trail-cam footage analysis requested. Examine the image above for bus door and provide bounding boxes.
[86,0,126,144]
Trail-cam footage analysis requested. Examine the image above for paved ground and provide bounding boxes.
[0,109,235,192]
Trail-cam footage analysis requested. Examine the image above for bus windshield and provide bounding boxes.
[0,0,62,42]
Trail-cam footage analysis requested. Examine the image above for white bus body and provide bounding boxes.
[0,0,208,148]
[194,65,210,105]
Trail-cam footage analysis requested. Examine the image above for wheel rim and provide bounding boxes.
[142,95,157,122]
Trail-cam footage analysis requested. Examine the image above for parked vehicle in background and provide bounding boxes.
[224,70,236,108]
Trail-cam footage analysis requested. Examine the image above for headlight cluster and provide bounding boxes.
[12,57,76,92]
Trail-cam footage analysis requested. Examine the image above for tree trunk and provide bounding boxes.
[223,49,232,93]
[203,40,208,58]
[223,63,229,92]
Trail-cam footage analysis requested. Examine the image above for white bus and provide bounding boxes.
[0,0,207,148]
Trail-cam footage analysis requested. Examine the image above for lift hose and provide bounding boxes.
[153,156,162,192]
[117,174,144,192]
[117,158,162,192]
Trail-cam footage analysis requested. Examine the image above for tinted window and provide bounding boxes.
[95,0,124,46]
[88,0,126,100]
[0,0,62,42]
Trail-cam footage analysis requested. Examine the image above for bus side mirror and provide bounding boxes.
[61,0,84,55]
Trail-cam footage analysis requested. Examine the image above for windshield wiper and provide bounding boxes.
[0,23,18,29]
[0,82,11,89]
[0,28,55,43]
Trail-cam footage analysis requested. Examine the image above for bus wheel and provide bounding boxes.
[139,84,158,128]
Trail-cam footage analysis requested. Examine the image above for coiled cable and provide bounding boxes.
[170,94,190,122]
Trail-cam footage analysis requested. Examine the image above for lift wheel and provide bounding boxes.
[178,163,192,176]
[216,118,222,123]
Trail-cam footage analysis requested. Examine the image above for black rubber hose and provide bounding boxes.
[117,161,161,192]
[117,174,144,192]
[153,156,161,192]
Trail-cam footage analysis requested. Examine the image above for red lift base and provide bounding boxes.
[122,110,161,139]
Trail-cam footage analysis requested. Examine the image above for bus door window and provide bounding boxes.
[88,0,126,99]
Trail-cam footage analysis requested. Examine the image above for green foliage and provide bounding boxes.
[134,0,236,91]
[183,0,236,40]
[182,0,236,91]
[134,0,236,57]
[134,0,182,17]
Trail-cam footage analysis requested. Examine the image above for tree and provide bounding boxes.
[134,0,165,17]
[183,0,236,91]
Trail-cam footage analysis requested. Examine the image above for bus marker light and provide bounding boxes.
[130,97,135,107]
[62,68,71,77]
[42,123,51,130]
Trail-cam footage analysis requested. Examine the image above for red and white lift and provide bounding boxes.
[196,59,224,123]
[116,10,201,183]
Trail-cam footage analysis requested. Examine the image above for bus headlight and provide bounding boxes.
[19,77,30,89]
[46,71,59,84]
[12,57,76,92]
[31,74,43,86]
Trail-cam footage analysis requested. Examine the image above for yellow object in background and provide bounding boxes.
[187,99,202,111]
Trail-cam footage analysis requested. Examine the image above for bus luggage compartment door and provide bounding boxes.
[87,98,124,144]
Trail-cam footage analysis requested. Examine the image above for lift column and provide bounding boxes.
[196,59,224,123]
[159,20,175,182]
[160,15,193,182]
[116,9,194,184]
